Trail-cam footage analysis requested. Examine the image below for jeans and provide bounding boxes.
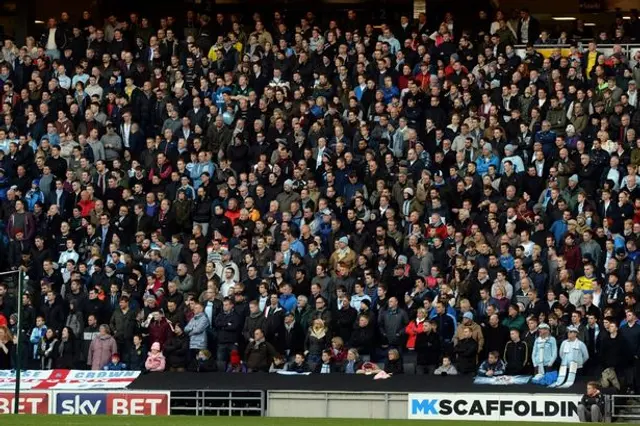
[46,49,61,60]
[217,342,237,370]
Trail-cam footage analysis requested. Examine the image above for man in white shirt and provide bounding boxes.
[628,80,638,108]
[42,18,66,60]
[120,111,132,149]
[58,238,80,266]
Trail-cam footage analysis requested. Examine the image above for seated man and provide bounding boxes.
[313,349,339,374]
[477,350,506,377]
[578,381,604,423]
[434,355,458,376]
[287,352,311,373]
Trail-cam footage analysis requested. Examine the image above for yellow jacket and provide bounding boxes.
[575,276,595,291]
[208,42,243,62]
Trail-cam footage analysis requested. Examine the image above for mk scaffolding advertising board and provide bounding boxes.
[408,393,582,422]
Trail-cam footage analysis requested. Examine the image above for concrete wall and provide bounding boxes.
[268,391,408,419]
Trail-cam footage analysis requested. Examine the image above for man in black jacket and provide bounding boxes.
[483,314,510,357]
[333,295,357,343]
[504,329,529,375]
[600,320,626,391]
[40,18,68,60]
[214,297,241,370]
[516,10,540,45]
[282,312,305,356]
[245,328,277,372]
[578,381,605,423]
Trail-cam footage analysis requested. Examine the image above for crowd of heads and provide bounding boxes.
[0,7,638,379]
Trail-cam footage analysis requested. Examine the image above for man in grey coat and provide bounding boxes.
[100,122,123,161]
[378,297,409,347]
[184,302,209,358]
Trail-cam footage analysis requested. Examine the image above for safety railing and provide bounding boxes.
[169,389,265,416]
[608,394,640,422]
[514,43,640,62]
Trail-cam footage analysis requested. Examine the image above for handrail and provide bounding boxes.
[513,43,640,61]
[513,43,640,49]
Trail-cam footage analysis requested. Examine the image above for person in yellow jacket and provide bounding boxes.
[208,35,243,62]
[575,264,597,291]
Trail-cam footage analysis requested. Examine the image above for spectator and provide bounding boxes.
[453,326,478,374]
[184,302,209,359]
[29,316,47,368]
[87,324,117,370]
[305,318,330,367]
[504,329,529,375]
[245,328,277,372]
[164,323,189,372]
[532,323,558,378]
[288,352,311,373]
[341,348,363,374]
[577,381,605,423]
[550,325,589,388]
[110,296,137,356]
[127,334,147,371]
[145,341,166,372]
[38,329,58,369]
[0,326,13,369]
[600,320,626,391]
[189,349,217,372]
[384,348,404,375]
[269,354,288,372]
[483,313,510,357]
[103,353,127,371]
[146,310,172,350]
[477,350,506,377]
[53,327,77,369]
[214,298,241,370]
[379,297,409,349]
[434,355,458,376]
[454,311,484,353]
[313,349,340,374]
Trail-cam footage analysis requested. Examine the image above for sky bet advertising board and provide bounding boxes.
[53,391,170,415]
[408,393,581,422]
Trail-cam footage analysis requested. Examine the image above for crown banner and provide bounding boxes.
[0,370,140,390]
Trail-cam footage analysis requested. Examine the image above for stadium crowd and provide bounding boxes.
[0,5,638,390]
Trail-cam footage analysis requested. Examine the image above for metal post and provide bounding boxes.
[13,270,24,414]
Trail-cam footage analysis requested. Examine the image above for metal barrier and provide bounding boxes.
[169,389,265,416]
[514,43,640,63]
[609,394,640,422]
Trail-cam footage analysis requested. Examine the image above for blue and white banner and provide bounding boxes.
[473,375,532,385]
